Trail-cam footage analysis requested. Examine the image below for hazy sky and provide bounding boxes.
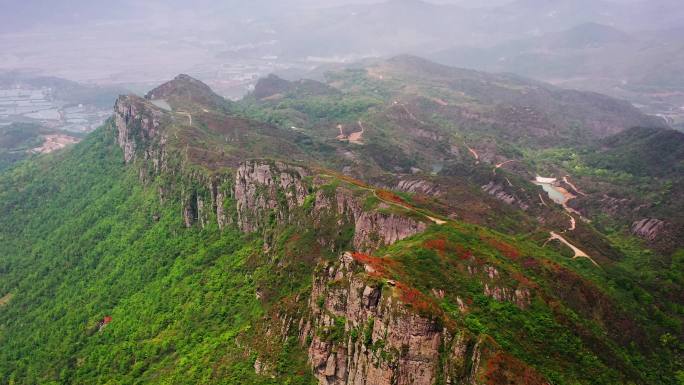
[1,0,681,87]
[0,0,513,32]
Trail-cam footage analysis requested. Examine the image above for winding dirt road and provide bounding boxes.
[546,232,598,267]
[337,121,365,144]
[493,160,519,175]
[495,160,517,170]
[538,193,548,207]
[563,175,586,196]
[177,111,192,125]
[536,175,596,265]
[466,146,480,164]
[370,188,445,225]
[348,121,365,144]
[535,176,583,231]
[321,174,446,225]
[565,213,577,232]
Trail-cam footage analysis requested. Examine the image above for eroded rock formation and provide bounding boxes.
[631,218,666,242]
[396,178,442,196]
[293,253,548,385]
[303,252,473,385]
[114,95,166,165]
[482,181,529,211]
[234,160,310,232]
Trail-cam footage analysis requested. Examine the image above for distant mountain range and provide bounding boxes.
[430,22,684,129]
[431,22,684,88]
[0,71,126,108]
[246,0,684,58]
[3,0,684,123]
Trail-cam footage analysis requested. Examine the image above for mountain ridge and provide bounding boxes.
[145,74,230,111]
[0,57,682,384]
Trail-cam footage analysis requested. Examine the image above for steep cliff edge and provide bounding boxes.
[232,160,430,251]
[286,252,548,385]
[234,160,311,233]
[112,96,431,250]
[250,216,671,385]
[114,95,168,165]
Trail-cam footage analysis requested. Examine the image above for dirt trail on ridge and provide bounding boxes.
[546,232,598,267]
[563,175,586,196]
[467,146,480,164]
[177,111,192,125]
[348,121,365,144]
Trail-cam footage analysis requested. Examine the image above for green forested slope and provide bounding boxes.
[0,123,47,171]
[0,123,681,384]
[0,126,313,385]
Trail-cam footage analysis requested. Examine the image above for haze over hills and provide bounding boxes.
[3,0,683,125]
[4,0,683,74]
[431,21,684,128]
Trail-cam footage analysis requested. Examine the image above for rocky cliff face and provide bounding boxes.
[111,105,431,245]
[177,171,234,229]
[232,161,429,251]
[631,218,666,242]
[353,209,427,252]
[482,181,529,211]
[114,102,555,384]
[310,184,428,252]
[113,88,429,251]
[294,252,548,385]
[234,160,310,233]
[468,264,532,309]
[114,95,167,165]
[303,252,473,385]
[396,178,443,197]
[114,94,235,229]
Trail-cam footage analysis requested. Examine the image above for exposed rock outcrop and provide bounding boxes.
[111,111,429,245]
[353,209,427,252]
[114,95,166,164]
[597,194,631,216]
[178,171,234,229]
[234,160,310,233]
[482,181,529,211]
[483,284,531,308]
[114,95,238,230]
[396,178,442,197]
[293,252,548,385]
[113,92,429,248]
[232,161,429,251]
[303,252,473,385]
[312,186,428,252]
[467,265,532,309]
[631,218,666,242]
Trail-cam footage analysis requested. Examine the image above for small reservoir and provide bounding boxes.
[533,176,567,205]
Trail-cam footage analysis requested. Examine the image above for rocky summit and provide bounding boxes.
[0,57,682,385]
